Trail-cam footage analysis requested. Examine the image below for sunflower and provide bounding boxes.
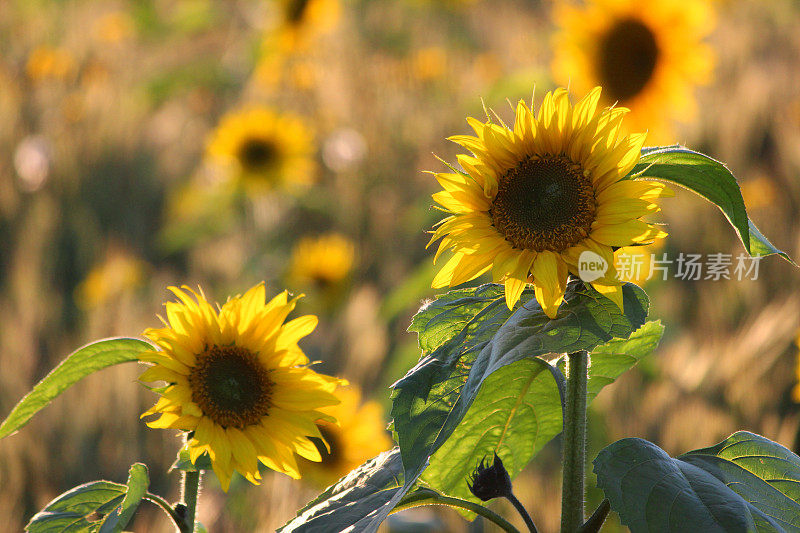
[552,0,714,142]
[139,284,343,491]
[207,107,316,192]
[298,385,393,487]
[289,233,356,289]
[428,87,672,318]
[277,0,341,52]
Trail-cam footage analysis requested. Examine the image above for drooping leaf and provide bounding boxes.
[98,464,150,533]
[594,432,800,532]
[0,338,153,440]
[632,146,791,262]
[279,448,406,532]
[392,280,649,515]
[26,463,150,533]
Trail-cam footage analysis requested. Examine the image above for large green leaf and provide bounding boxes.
[27,463,150,533]
[594,432,800,532]
[421,357,563,506]
[392,280,649,512]
[0,338,153,440]
[421,320,665,510]
[587,320,665,403]
[279,448,407,532]
[408,284,506,354]
[632,146,791,261]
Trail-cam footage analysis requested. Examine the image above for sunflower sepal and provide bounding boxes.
[171,445,214,473]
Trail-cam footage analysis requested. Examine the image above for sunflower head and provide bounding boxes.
[139,284,344,491]
[428,87,672,318]
[277,0,341,52]
[297,385,393,487]
[207,107,316,193]
[552,0,715,141]
[289,233,356,290]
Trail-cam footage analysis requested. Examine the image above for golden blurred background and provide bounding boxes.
[0,0,799,531]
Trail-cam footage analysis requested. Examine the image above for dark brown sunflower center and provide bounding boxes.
[286,0,311,24]
[597,17,659,102]
[189,345,273,429]
[238,138,277,172]
[490,155,596,252]
[309,424,341,467]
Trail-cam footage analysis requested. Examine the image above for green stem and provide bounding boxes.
[180,470,201,533]
[561,350,588,533]
[506,492,538,533]
[143,492,184,528]
[392,488,520,533]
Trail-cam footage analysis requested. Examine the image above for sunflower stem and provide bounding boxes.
[391,488,521,533]
[560,350,588,533]
[143,492,185,528]
[179,469,201,532]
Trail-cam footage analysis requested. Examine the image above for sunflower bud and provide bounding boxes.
[467,453,512,502]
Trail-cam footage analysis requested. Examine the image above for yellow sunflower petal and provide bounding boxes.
[531,251,569,319]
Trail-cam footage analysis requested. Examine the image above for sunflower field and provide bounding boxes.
[1,0,800,531]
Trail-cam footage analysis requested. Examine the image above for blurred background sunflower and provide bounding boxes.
[297,384,393,488]
[207,106,316,193]
[552,0,715,143]
[1,0,799,531]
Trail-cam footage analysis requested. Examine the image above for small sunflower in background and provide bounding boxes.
[428,87,671,318]
[298,385,393,488]
[207,107,316,193]
[552,0,715,142]
[26,45,75,83]
[289,233,356,291]
[75,248,146,310]
[277,0,341,52]
[139,284,344,491]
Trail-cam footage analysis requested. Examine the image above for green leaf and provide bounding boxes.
[392,280,649,511]
[594,432,800,532]
[98,464,150,533]
[0,338,153,440]
[408,284,506,354]
[632,146,792,262]
[26,463,149,532]
[421,357,564,508]
[279,448,407,533]
[26,482,127,532]
[587,320,665,403]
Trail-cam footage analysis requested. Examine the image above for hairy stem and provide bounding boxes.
[392,488,520,533]
[180,470,201,532]
[561,350,588,532]
[143,492,184,528]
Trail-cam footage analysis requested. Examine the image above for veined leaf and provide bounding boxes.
[587,320,665,403]
[0,338,153,440]
[408,284,506,354]
[392,280,649,518]
[632,146,791,262]
[421,357,563,507]
[279,448,406,532]
[26,463,150,533]
[594,432,800,532]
